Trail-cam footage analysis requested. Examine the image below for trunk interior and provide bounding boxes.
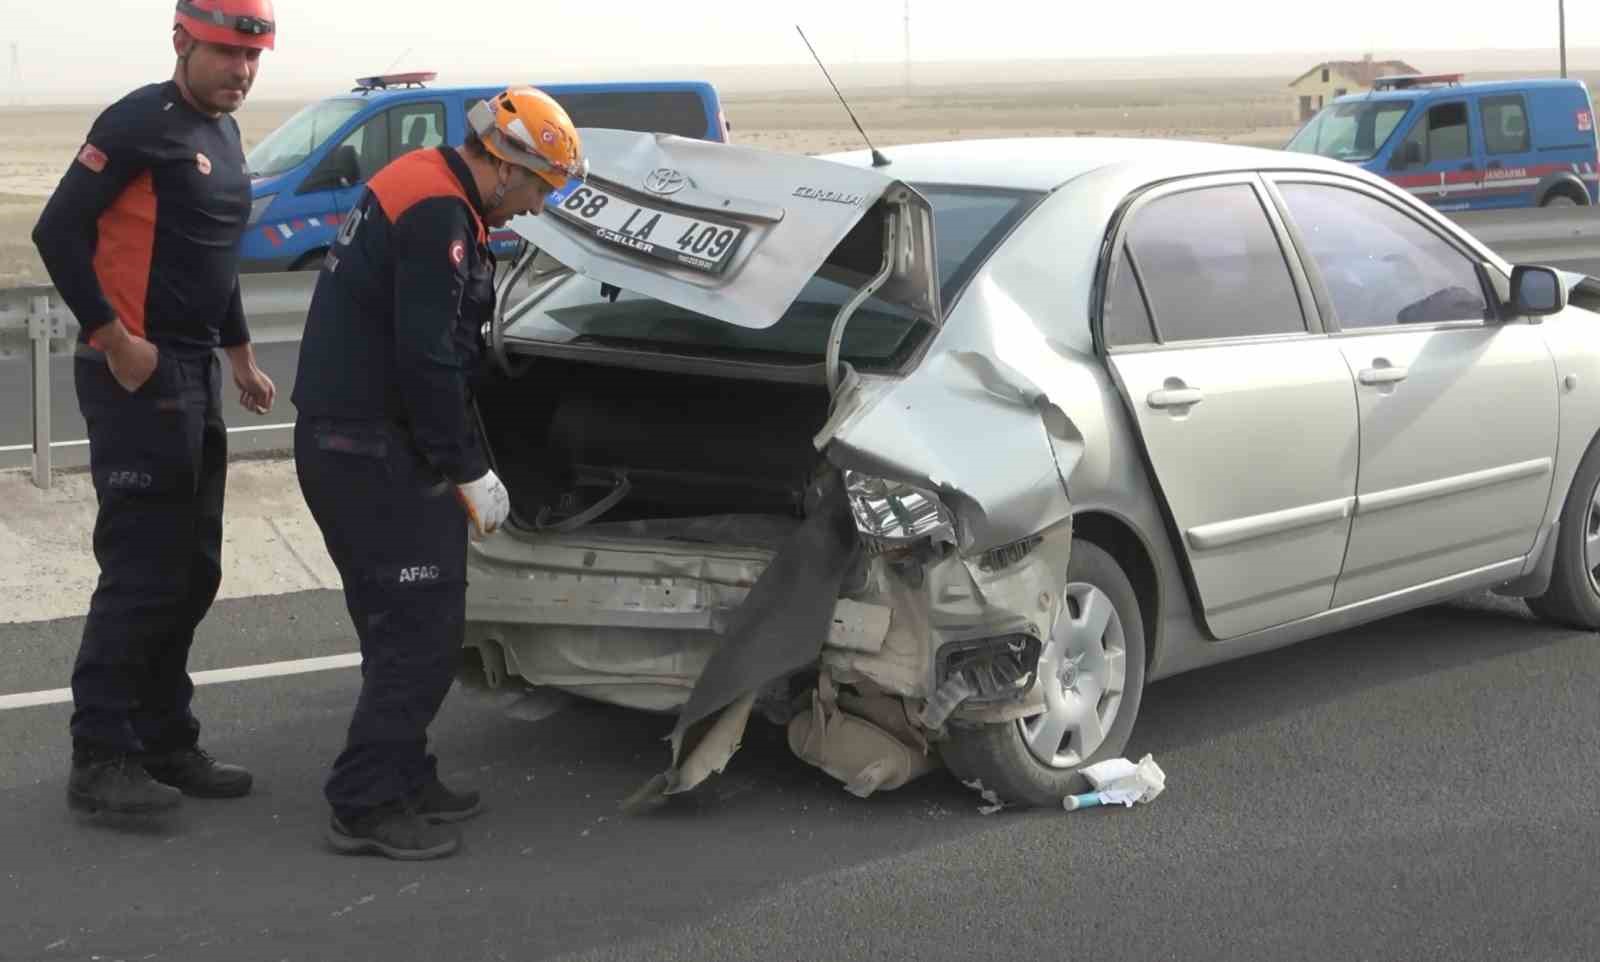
[474,355,835,538]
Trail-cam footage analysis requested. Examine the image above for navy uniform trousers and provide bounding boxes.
[292,416,467,822]
[70,346,226,757]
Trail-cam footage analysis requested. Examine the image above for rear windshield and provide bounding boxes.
[468,90,715,141]
[515,185,1041,369]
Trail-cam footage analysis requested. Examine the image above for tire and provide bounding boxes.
[1540,192,1582,208]
[941,539,1147,808]
[1527,437,1600,630]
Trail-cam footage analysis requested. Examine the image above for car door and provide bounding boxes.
[1476,92,1538,208]
[1266,175,1558,607]
[1100,175,1361,640]
[1387,98,1485,210]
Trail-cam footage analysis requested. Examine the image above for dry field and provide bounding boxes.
[0,72,1357,287]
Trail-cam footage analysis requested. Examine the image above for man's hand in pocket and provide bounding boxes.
[96,319,159,393]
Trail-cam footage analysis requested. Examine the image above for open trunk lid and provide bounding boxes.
[505,128,942,332]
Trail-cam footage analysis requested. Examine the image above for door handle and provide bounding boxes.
[1147,387,1205,409]
[1358,365,1409,385]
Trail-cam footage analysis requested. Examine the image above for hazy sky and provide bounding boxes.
[1,0,1594,100]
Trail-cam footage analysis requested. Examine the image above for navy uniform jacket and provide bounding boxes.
[292,146,497,485]
[32,81,252,356]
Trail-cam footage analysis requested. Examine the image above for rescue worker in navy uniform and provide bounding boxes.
[30,0,278,816]
[293,87,587,859]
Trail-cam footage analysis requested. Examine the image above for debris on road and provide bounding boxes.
[1063,754,1166,811]
[962,778,1006,815]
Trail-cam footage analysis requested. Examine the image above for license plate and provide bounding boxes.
[551,184,746,274]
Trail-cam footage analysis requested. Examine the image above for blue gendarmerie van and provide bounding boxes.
[240,71,733,272]
[1286,73,1598,211]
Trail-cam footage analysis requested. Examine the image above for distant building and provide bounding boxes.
[1289,55,1421,121]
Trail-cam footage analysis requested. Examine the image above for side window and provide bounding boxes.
[1399,102,1471,166]
[389,101,446,160]
[1102,244,1156,348]
[328,114,388,186]
[1277,182,1489,327]
[1481,95,1530,155]
[1124,184,1306,343]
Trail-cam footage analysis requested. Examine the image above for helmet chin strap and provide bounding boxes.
[487,164,511,209]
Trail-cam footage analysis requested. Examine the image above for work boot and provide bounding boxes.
[142,747,253,799]
[67,752,182,815]
[325,803,460,860]
[409,773,482,824]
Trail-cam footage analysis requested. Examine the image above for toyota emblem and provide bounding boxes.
[644,168,688,195]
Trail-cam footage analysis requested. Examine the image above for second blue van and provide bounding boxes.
[240,72,733,272]
[1286,73,1598,212]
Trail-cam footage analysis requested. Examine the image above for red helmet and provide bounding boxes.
[174,0,276,51]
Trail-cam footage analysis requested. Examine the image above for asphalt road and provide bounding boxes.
[0,341,304,472]
[3,588,1600,961]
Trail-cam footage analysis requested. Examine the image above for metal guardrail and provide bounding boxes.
[1449,207,1600,267]
[2,207,1597,490]
[0,272,319,488]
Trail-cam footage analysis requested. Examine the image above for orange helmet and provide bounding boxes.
[467,87,587,191]
[174,0,276,51]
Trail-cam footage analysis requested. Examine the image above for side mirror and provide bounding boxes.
[301,146,362,193]
[1391,141,1423,170]
[1508,265,1567,318]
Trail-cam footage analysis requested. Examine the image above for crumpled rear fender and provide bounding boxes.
[818,274,1087,556]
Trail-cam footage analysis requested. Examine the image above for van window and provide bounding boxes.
[1286,100,1412,162]
[389,101,446,160]
[307,113,388,191]
[246,98,365,178]
[1481,95,1531,155]
[1397,102,1472,167]
[466,90,714,140]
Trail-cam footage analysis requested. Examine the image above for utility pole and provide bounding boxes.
[1559,0,1568,78]
[903,0,912,98]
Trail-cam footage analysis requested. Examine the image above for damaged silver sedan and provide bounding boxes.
[459,129,1600,808]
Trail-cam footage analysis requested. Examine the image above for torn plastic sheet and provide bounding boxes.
[623,470,861,810]
[1063,754,1167,811]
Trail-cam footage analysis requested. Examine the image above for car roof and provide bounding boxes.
[819,136,1361,192]
[1334,77,1587,106]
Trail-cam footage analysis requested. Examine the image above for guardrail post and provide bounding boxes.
[29,294,51,490]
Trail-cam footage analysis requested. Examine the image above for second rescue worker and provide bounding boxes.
[292,87,587,859]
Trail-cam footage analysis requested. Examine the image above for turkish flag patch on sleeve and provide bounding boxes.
[76,143,108,173]
[449,239,466,267]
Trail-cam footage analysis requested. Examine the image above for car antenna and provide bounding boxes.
[795,25,890,167]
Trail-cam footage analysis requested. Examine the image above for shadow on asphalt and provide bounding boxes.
[1133,591,1587,757]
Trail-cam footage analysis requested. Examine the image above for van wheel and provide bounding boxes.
[1540,191,1583,208]
[940,540,1147,808]
[1527,436,1600,630]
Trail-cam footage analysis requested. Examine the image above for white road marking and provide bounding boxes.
[0,652,361,711]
